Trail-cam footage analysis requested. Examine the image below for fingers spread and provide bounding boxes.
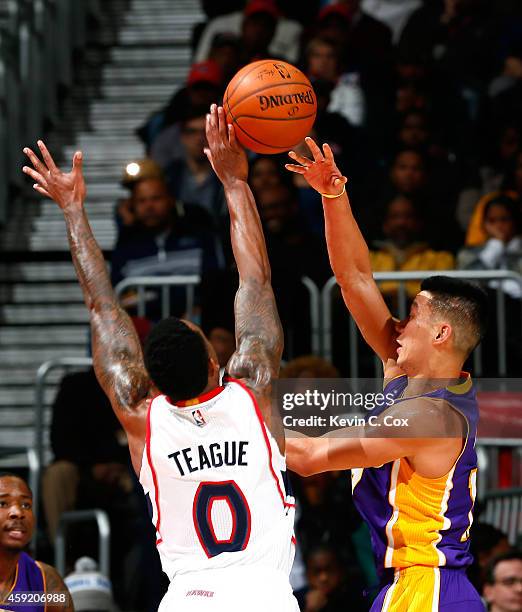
[33,183,51,198]
[288,150,313,167]
[228,123,238,149]
[217,106,228,143]
[22,166,48,187]
[285,163,307,175]
[23,147,47,175]
[37,140,58,172]
[305,136,323,162]
[322,142,334,161]
[72,151,83,171]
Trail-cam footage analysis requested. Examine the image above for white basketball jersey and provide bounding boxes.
[139,377,296,581]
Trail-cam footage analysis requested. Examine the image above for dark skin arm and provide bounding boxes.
[37,563,74,612]
[286,138,401,373]
[23,142,151,474]
[204,105,284,450]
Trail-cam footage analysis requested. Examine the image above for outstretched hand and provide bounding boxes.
[22,141,86,211]
[285,137,347,197]
[204,104,248,187]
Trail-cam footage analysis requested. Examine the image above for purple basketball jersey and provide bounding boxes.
[0,552,45,611]
[351,374,479,574]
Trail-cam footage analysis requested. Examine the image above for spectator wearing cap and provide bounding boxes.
[148,60,223,168]
[194,0,302,65]
[136,59,224,155]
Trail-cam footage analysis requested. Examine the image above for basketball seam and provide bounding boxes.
[230,115,312,150]
[230,112,317,122]
[226,81,315,115]
[225,59,294,103]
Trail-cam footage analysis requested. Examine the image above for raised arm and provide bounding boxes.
[286,138,398,365]
[22,142,150,445]
[204,106,283,417]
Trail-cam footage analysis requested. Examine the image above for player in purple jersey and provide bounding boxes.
[284,139,488,611]
[0,474,72,611]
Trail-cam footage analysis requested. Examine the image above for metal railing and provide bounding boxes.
[0,0,102,224]
[321,270,522,377]
[55,509,111,577]
[114,275,201,320]
[482,487,522,546]
[114,274,322,356]
[33,356,93,535]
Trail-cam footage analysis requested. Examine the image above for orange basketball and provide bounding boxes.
[224,59,317,155]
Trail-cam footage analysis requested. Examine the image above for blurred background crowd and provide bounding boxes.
[2,0,522,610]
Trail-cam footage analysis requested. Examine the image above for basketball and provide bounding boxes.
[224,60,317,155]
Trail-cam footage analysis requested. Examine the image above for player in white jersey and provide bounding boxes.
[23,104,298,611]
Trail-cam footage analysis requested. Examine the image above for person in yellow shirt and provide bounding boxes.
[370,195,455,301]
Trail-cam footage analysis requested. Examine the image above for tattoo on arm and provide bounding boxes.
[40,564,74,612]
[223,181,284,387]
[228,278,284,388]
[64,207,151,413]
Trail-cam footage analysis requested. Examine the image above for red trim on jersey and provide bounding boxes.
[170,385,225,407]
[146,397,163,545]
[291,535,297,546]
[225,377,295,510]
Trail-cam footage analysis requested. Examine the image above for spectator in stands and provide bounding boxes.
[304,36,365,127]
[110,173,224,298]
[370,195,455,300]
[164,111,227,226]
[483,550,522,612]
[398,0,500,116]
[295,545,367,612]
[207,32,242,84]
[315,2,393,82]
[255,183,330,357]
[280,355,339,379]
[42,355,163,610]
[458,195,522,297]
[257,182,330,286]
[248,154,289,199]
[291,472,375,603]
[117,158,165,230]
[388,149,428,198]
[487,29,522,128]
[456,125,521,231]
[194,0,302,64]
[139,60,222,156]
[468,523,511,593]
[0,473,73,611]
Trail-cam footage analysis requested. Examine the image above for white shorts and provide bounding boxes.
[158,567,300,612]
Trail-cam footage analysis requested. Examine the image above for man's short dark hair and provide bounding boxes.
[143,318,209,402]
[420,276,489,357]
[485,549,522,584]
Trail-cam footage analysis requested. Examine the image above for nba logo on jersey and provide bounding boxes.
[192,409,206,427]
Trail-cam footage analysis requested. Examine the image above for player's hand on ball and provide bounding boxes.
[285,137,347,197]
[22,141,86,210]
[204,104,248,187]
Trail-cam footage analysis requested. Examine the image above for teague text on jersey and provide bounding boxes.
[169,441,249,476]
